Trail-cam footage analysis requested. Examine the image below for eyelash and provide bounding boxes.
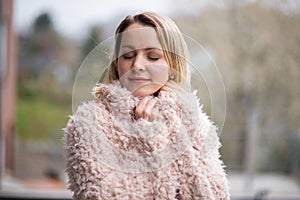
[123,55,134,59]
[148,56,159,61]
[122,54,160,61]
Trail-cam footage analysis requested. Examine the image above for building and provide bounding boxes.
[0,0,17,177]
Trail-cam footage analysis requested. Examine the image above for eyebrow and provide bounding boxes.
[120,45,162,51]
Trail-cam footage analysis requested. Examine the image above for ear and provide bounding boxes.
[169,69,176,80]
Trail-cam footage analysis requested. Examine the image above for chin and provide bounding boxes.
[132,82,163,97]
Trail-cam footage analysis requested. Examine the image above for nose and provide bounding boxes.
[132,54,146,71]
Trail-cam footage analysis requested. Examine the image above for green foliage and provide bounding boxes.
[33,12,53,32]
[16,97,71,142]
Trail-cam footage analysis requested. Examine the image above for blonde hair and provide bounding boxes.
[104,12,189,84]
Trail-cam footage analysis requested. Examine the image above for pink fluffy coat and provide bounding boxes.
[64,81,229,199]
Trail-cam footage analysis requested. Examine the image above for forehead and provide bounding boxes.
[120,24,162,50]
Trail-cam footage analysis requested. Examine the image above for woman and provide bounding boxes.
[64,12,229,199]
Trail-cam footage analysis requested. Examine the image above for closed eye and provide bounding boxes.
[148,56,159,61]
[147,53,160,61]
[122,52,135,59]
[123,55,134,59]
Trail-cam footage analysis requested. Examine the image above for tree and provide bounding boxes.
[173,1,300,174]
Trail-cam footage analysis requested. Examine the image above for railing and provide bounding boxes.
[1,193,300,200]
[0,190,72,200]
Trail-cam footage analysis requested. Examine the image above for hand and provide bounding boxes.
[134,81,185,121]
[134,97,163,121]
[159,80,185,99]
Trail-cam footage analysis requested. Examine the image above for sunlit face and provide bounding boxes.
[117,23,169,96]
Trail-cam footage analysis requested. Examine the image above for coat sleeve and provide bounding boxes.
[63,116,88,200]
[193,108,230,199]
[202,137,230,199]
[176,91,230,199]
[63,102,104,200]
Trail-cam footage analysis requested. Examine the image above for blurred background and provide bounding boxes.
[1,0,300,199]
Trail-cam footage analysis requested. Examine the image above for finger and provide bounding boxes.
[135,97,149,119]
[159,85,174,97]
[143,99,157,121]
[165,80,185,92]
[161,81,179,92]
[159,81,184,98]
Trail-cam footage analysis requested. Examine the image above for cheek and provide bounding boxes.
[149,64,169,83]
[117,60,130,78]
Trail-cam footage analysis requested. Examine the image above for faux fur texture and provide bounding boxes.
[64,81,229,199]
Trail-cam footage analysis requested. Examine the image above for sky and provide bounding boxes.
[14,0,173,39]
[13,0,199,40]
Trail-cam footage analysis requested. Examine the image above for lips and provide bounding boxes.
[128,77,150,83]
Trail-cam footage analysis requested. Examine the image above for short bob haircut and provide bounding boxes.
[104,12,190,84]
